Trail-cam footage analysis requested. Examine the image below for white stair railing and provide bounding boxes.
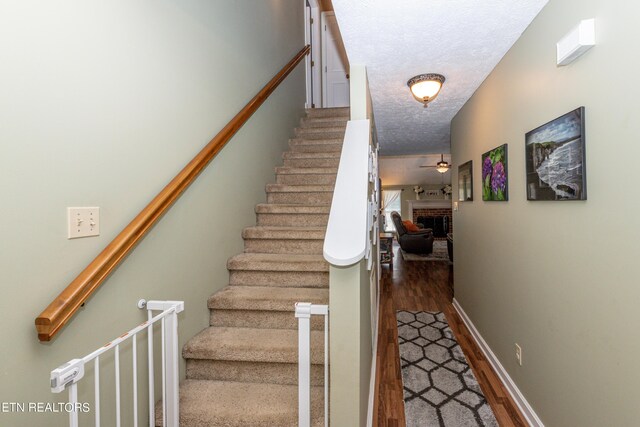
[295,302,329,427]
[50,299,184,427]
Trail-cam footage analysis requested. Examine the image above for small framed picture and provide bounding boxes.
[525,107,586,200]
[458,160,473,201]
[481,144,508,201]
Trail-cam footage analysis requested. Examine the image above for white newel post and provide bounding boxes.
[146,300,183,427]
[295,302,312,427]
[165,307,180,427]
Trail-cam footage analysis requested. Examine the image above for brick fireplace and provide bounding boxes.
[407,200,453,240]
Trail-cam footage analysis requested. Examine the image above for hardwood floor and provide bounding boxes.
[373,243,528,427]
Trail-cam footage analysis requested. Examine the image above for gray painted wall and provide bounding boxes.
[451,0,640,425]
[0,1,305,425]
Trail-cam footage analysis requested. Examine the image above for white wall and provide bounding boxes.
[451,0,640,425]
[0,1,305,425]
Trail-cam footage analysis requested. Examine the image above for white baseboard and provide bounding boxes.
[452,298,545,427]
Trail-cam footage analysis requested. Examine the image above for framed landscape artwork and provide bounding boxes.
[458,160,473,201]
[481,144,508,201]
[525,107,586,200]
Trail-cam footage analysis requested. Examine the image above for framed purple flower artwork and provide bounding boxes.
[481,144,508,201]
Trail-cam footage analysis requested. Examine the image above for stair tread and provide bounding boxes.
[255,203,330,213]
[300,121,348,129]
[305,107,349,117]
[283,151,341,159]
[243,226,326,239]
[302,116,348,123]
[184,326,324,364]
[296,126,346,132]
[266,184,334,192]
[209,285,328,311]
[161,380,323,427]
[290,138,343,145]
[227,253,329,271]
[275,166,338,174]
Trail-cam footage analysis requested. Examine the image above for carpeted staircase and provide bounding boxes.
[158,107,349,426]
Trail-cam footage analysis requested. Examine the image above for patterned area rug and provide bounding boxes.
[396,311,498,427]
[400,240,451,263]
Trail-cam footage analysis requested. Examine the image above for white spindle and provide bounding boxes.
[69,382,79,427]
[115,344,121,427]
[324,312,329,427]
[133,333,138,427]
[147,309,155,427]
[95,357,100,427]
[161,317,166,427]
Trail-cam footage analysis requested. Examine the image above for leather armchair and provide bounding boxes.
[391,211,434,255]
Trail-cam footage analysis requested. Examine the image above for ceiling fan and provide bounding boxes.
[420,154,451,173]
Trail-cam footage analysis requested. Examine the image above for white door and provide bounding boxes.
[322,12,349,107]
[305,4,312,108]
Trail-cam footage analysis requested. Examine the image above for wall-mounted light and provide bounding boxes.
[407,73,445,107]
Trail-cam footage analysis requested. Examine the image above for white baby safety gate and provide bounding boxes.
[50,300,184,427]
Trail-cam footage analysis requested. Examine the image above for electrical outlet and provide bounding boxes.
[515,343,523,366]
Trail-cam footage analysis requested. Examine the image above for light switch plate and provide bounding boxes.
[68,207,100,239]
[515,343,523,366]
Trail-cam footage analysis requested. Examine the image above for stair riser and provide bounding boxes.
[276,174,337,185]
[289,142,342,153]
[267,192,333,204]
[186,360,324,386]
[229,271,329,288]
[283,157,341,168]
[256,213,329,227]
[295,129,345,140]
[156,381,326,427]
[244,239,324,254]
[210,309,326,330]
[300,118,348,128]
[305,107,349,118]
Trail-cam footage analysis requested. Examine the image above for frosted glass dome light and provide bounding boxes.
[407,74,446,107]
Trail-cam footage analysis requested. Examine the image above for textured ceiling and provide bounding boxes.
[331,0,548,156]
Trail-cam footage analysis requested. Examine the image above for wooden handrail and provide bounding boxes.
[35,45,311,342]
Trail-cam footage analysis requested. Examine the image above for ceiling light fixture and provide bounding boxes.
[419,154,451,173]
[436,155,450,173]
[407,73,446,107]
